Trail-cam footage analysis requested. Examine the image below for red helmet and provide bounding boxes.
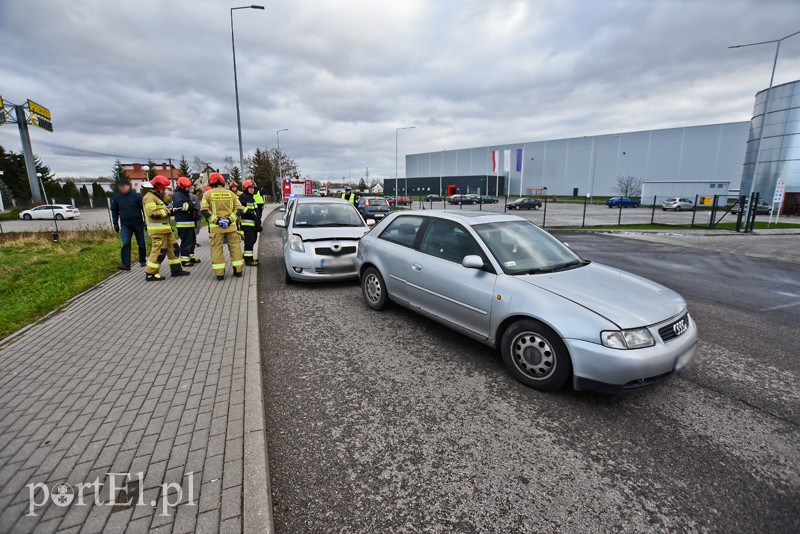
[177,176,192,189]
[228,181,239,189]
[242,179,255,190]
[209,173,225,186]
[203,186,211,192]
[150,175,170,190]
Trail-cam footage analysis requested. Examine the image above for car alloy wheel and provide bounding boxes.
[23,213,32,220]
[675,206,682,212]
[55,213,64,220]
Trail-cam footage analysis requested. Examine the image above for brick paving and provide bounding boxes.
[0,211,275,534]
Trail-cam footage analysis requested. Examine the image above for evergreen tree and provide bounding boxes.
[146,160,157,180]
[91,182,106,200]
[358,177,367,191]
[112,160,129,182]
[178,155,191,177]
[230,166,242,182]
[78,185,91,206]
[62,180,79,202]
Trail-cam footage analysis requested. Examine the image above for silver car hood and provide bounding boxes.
[516,263,685,329]
[292,226,368,241]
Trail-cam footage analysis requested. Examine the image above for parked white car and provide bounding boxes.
[661,197,694,211]
[274,197,374,283]
[19,204,81,220]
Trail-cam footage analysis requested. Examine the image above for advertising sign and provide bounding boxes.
[305,179,313,195]
[773,178,786,205]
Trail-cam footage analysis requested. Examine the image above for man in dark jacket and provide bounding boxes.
[110,179,146,270]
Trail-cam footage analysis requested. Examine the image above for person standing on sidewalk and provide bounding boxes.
[143,176,190,281]
[238,179,261,266]
[229,180,241,197]
[173,177,200,267]
[110,178,146,271]
[202,173,245,281]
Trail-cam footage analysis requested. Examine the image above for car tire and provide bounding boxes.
[284,266,294,285]
[361,266,388,311]
[22,213,32,220]
[501,319,571,391]
[515,205,521,210]
[55,213,64,220]
[675,206,682,212]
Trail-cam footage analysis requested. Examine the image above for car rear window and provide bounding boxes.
[379,216,424,248]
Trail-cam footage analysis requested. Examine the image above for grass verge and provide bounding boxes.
[0,209,22,221]
[0,229,120,340]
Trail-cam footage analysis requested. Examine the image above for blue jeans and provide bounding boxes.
[120,223,146,266]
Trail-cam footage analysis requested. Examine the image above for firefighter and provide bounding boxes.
[229,180,242,197]
[238,179,261,266]
[202,173,245,280]
[143,175,189,281]
[252,182,265,218]
[173,176,200,267]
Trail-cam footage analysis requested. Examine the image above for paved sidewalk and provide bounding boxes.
[0,208,277,533]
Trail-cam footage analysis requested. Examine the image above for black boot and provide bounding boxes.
[171,269,190,277]
[146,273,165,282]
[118,264,131,271]
[233,270,243,278]
[191,257,201,264]
[216,275,225,281]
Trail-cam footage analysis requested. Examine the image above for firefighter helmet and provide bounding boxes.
[209,173,225,186]
[150,175,171,190]
[242,179,255,190]
[177,176,193,189]
[229,181,239,189]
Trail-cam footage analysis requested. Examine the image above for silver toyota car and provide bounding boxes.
[355,211,697,393]
[275,197,374,283]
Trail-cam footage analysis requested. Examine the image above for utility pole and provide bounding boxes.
[15,105,44,204]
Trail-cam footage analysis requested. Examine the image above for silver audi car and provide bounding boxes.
[275,197,374,283]
[355,211,697,393]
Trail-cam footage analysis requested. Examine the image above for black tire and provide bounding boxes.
[55,213,64,220]
[608,205,613,208]
[515,205,521,210]
[361,266,388,310]
[23,213,32,220]
[675,206,682,212]
[500,319,571,391]
[662,208,667,211]
[284,265,294,284]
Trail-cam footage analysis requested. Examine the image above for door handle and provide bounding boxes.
[411,262,423,271]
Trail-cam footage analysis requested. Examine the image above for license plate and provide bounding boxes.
[320,258,353,268]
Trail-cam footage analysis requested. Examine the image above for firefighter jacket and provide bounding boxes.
[201,187,243,234]
[238,192,260,229]
[172,188,196,228]
[142,191,174,235]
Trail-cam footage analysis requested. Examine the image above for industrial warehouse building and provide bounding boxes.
[388,121,750,199]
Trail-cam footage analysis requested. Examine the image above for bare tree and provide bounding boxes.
[192,156,210,174]
[614,175,642,198]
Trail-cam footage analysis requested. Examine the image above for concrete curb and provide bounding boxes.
[243,205,279,534]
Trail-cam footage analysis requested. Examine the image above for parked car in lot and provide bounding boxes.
[425,194,443,202]
[661,197,695,211]
[356,211,697,393]
[357,196,391,221]
[391,196,413,206]
[606,196,640,208]
[274,197,374,283]
[448,194,472,205]
[478,195,499,204]
[19,204,81,220]
[731,198,772,215]
[507,198,542,210]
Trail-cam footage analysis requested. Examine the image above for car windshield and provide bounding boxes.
[293,203,364,227]
[367,199,388,207]
[473,220,586,275]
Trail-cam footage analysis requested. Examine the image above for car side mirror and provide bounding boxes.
[278,207,286,213]
[274,219,286,228]
[366,219,376,227]
[462,255,484,269]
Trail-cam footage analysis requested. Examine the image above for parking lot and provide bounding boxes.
[258,210,799,532]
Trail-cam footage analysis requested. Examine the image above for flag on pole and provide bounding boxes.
[516,148,523,172]
[491,150,497,173]
[503,150,511,172]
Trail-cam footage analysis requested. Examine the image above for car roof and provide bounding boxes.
[292,196,352,205]
[391,209,523,226]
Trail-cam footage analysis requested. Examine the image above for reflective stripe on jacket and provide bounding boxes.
[142,192,173,234]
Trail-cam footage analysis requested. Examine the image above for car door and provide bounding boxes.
[406,218,496,339]
[375,215,426,304]
[33,206,47,220]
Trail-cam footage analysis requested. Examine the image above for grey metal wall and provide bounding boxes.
[740,80,800,199]
[406,122,750,197]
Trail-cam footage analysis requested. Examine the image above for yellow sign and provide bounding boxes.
[699,196,712,205]
[0,96,5,125]
[27,99,51,120]
[31,114,53,132]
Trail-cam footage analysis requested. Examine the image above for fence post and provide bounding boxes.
[504,196,508,212]
[650,195,656,225]
[542,195,548,227]
[581,195,588,228]
[107,197,114,226]
[748,192,760,232]
[734,195,745,232]
[691,194,698,227]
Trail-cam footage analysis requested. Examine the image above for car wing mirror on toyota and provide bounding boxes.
[274,219,287,228]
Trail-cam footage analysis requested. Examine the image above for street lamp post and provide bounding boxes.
[730,29,800,230]
[277,128,288,197]
[230,5,265,174]
[395,126,415,200]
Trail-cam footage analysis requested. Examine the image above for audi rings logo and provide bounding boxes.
[673,319,688,336]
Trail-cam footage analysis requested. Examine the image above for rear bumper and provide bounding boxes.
[567,316,698,393]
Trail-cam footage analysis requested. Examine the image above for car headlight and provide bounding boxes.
[601,328,655,349]
[289,234,305,253]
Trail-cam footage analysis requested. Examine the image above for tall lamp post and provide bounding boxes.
[277,128,288,197]
[730,29,800,229]
[395,126,415,199]
[230,5,265,174]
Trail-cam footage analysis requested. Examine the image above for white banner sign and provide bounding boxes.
[773,178,786,205]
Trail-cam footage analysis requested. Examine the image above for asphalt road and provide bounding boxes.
[0,208,112,232]
[258,213,800,533]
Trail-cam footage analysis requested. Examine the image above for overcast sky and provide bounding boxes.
[1,0,799,180]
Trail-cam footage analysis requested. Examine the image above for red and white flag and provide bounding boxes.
[491,150,498,173]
